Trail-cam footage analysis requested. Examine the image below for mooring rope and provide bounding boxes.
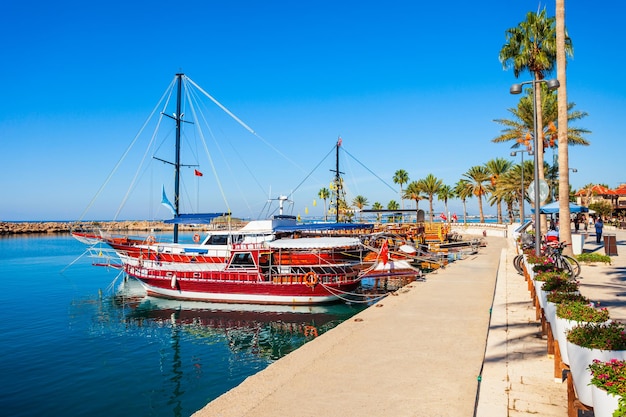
[319,281,388,304]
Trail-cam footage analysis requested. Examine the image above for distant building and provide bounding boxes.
[575,184,626,212]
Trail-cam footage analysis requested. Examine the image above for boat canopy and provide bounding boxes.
[267,237,361,249]
[274,222,374,233]
[164,213,229,225]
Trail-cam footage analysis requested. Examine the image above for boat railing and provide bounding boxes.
[85,246,122,269]
[231,242,265,250]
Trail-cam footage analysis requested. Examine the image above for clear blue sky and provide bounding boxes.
[1,1,624,221]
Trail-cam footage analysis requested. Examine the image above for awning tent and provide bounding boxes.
[531,201,589,214]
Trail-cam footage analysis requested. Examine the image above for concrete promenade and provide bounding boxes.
[194,227,626,417]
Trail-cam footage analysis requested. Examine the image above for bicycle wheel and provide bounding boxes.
[513,254,525,275]
[563,255,581,278]
[556,255,575,277]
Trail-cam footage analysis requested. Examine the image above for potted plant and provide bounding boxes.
[523,251,549,280]
[589,358,626,417]
[567,322,626,407]
[524,250,545,265]
[555,300,610,366]
[557,301,610,323]
[543,286,584,336]
[536,271,575,308]
[541,272,578,293]
[531,258,560,274]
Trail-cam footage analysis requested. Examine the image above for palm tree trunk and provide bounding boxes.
[463,201,467,223]
[429,198,434,222]
[478,196,485,223]
[557,0,573,255]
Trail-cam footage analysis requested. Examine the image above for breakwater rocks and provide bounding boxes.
[0,221,204,235]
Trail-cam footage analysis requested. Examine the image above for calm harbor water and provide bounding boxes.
[0,234,366,417]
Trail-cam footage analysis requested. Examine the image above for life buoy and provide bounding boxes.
[146,236,156,244]
[193,233,201,243]
[304,272,318,287]
[304,325,318,337]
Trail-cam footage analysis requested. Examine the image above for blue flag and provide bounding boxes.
[161,186,176,215]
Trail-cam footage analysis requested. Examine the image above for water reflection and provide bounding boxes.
[117,279,367,360]
[72,277,367,417]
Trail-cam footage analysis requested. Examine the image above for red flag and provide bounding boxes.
[194,169,203,177]
[440,213,447,221]
[380,240,389,265]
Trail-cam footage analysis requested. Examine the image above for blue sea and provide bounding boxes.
[0,234,366,417]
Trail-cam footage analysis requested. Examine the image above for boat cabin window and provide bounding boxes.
[229,252,255,268]
[204,234,228,245]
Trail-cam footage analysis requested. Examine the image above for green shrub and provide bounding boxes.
[576,252,612,265]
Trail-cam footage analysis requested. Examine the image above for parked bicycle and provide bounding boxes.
[544,241,581,278]
[513,235,581,278]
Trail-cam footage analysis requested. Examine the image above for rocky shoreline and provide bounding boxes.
[0,221,209,235]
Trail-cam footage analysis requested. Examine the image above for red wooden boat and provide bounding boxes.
[71,74,401,305]
[122,237,365,305]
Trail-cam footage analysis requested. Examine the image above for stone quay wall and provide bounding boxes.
[0,221,208,235]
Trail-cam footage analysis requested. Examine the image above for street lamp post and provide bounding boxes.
[511,149,533,223]
[510,78,560,256]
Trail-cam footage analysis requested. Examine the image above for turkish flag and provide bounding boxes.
[194,169,203,177]
[380,240,389,265]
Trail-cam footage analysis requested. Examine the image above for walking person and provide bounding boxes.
[595,217,604,244]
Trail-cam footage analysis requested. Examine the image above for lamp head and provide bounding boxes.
[546,79,560,91]
[510,84,523,95]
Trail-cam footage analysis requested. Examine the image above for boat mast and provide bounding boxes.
[329,137,344,223]
[173,73,183,243]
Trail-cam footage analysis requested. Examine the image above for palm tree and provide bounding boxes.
[387,200,400,223]
[499,159,534,223]
[486,164,520,225]
[454,179,473,223]
[393,169,410,210]
[579,183,597,206]
[417,174,443,222]
[437,185,454,220]
[544,161,559,201]
[484,158,512,223]
[403,181,423,222]
[499,9,572,185]
[318,188,330,221]
[352,195,369,221]
[371,202,384,222]
[556,0,573,256]
[492,87,590,148]
[462,166,490,223]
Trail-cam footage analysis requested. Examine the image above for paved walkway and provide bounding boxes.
[479,227,626,416]
[193,227,626,417]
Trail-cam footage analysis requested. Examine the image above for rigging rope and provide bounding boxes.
[183,78,231,214]
[186,76,308,176]
[341,147,397,193]
[77,77,177,222]
[114,88,174,220]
